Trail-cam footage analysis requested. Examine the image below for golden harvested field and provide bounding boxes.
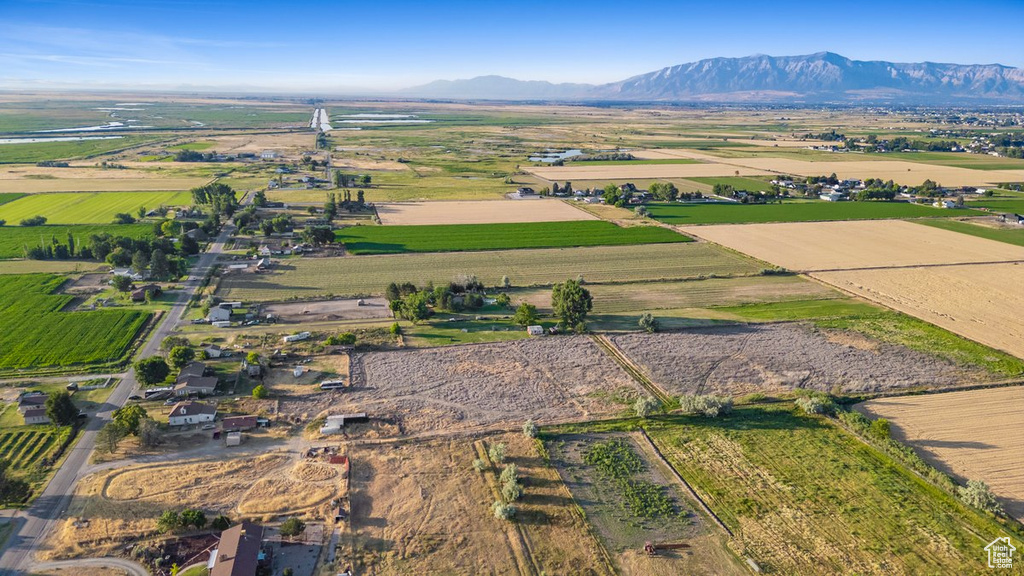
[816,263,1024,358]
[857,386,1024,522]
[527,163,769,181]
[201,132,315,155]
[217,243,763,301]
[704,158,1024,187]
[685,220,1024,271]
[0,177,210,193]
[0,260,106,274]
[0,166,186,180]
[687,220,1024,358]
[375,199,596,225]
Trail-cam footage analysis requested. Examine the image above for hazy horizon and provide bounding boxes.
[1,0,1022,93]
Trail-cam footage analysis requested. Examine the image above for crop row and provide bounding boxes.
[0,430,56,471]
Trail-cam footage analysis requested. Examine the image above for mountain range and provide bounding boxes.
[403,52,1024,104]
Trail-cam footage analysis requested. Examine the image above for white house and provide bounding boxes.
[168,401,217,426]
[819,192,843,202]
[526,325,544,336]
[207,306,231,322]
[260,150,279,160]
[283,331,311,343]
[934,200,957,209]
[202,344,223,358]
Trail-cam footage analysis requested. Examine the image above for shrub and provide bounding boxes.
[633,396,660,418]
[958,480,1004,515]
[156,510,181,533]
[492,501,516,520]
[180,508,207,529]
[488,443,506,464]
[522,419,538,439]
[252,385,268,399]
[499,464,519,486]
[795,393,835,415]
[279,517,306,537]
[501,481,522,503]
[472,458,486,472]
[211,514,231,531]
[869,418,891,440]
[638,312,658,333]
[326,332,357,346]
[389,322,401,335]
[678,394,733,418]
[20,215,47,227]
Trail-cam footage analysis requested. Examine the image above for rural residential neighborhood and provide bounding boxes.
[1,1,1024,575]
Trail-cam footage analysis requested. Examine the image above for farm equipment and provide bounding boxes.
[644,541,691,556]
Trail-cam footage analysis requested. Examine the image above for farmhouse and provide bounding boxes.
[174,376,218,397]
[130,284,162,302]
[207,305,232,323]
[177,361,208,382]
[203,344,224,358]
[209,521,268,576]
[527,325,544,336]
[22,407,50,425]
[184,228,209,242]
[168,401,217,426]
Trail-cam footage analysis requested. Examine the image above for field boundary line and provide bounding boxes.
[635,428,734,537]
[474,440,538,576]
[591,334,671,405]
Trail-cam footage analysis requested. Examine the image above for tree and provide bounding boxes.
[112,275,133,294]
[134,356,170,386]
[602,184,620,205]
[20,215,47,226]
[137,417,161,448]
[522,419,538,438]
[390,322,401,335]
[551,279,592,330]
[168,346,195,370]
[46,391,78,426]
[326,332,356,346]
[246,351,260,365]
[959,480,1004,515]
[252,385,268,399]
[150,248,170,280]
[513,303,539,327]
[494,293,511,309]
[211,514,231,531]
[280,517,306,537]
[638,313,658,333]
[131,250,149,275]
[113,212,136,224]
[180,234,200,256]
[0,459,31,505]
[180,508,207,529]
[161,335,189,351]
[501,275,512,289]
[157,510,181,533]
[492,501,516,520]
[113,404,149,435]
[678,394,732,418]
[633,396,660,418]
[253,190,268,207]
[399,291,432,324]
[96,422,128,454]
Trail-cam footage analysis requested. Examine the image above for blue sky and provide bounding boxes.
[1,0,1021,91]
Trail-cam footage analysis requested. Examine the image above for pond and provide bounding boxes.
[529,149,582,163]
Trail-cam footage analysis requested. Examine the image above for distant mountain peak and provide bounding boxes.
[402,53,1024,103]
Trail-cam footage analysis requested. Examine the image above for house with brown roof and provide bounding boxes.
[174,376,219,397]
[18,393,50,425]
[222,415,257,432]
[210,522,267,576]
[168,401,217,427]
[177,361,208,382]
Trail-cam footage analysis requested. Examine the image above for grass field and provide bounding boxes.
[0,223,153,259]
[0,274,150,371]
[336,221,689,255]
[645,200,975,225]
[217,243,764,301]
[646,406,1020,575]
[965,198,1024,212]
[916,219,1024,247]
[0,193,25,206]
[687,176,773,192]
[0,135,162,164]
[0,191,192,225]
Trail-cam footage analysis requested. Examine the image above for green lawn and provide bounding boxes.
[0,274,150,371]
[916,219,1024,247]
[0,223,153,259]
[336,221,690,255]
[0,193,25,206]
[0,191,192,225]
[965,198,1024,213]
[644,200,977,225]
[645,406,1021,575]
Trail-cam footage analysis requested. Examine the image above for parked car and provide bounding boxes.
[128,395,142,401]
[201,423,216,430]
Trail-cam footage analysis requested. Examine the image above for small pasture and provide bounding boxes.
[0,223,152,258]
[0,191,192,225]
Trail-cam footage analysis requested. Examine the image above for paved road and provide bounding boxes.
[0,226,233,575]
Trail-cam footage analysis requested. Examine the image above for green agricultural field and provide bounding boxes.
[0,135,163,164]
[0,193,25,206]
[916,219,1024,247]
[0,274,150,372]
[888,151,1024,171]
[0,426,71,475]
[336,221,689,255]
[218,243,763,301]
[0,223,152,259]
[0,191,192,225]
[645,406,1020,575]
[687,176,774,192]
[644,200,977,225]
[167,141,215,151]
[965,198,1024,212]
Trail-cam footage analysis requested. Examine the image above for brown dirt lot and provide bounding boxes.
[857,386,1024,522]
[299,336,642,436]
[263,298,392,323]
[610,323,990,397]
[706,158,1024,187]
[203,132,316,156]
[375,199,596,225]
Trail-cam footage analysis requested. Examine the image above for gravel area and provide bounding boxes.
[611,323,987,396]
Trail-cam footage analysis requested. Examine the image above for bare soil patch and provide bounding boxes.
[527,163,768,181]
[709,158,1024,187]
[295,336,642,436]
[263,298,391,323]
[610,323,988,397]
[857,386,1024,522]
[375,199,596,225]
